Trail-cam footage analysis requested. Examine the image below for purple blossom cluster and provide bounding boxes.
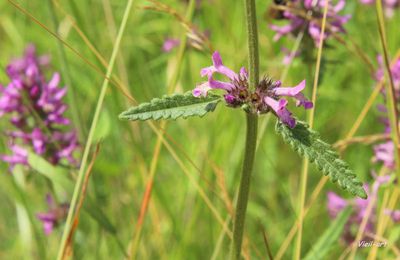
[0,45,79,170]
[36,194,69,235]
[326,55,400,243]
[360,0,399,18]
[193,51,312,128]
[372,55,400,169]
[327,174,394,243]
[270,0,351,45]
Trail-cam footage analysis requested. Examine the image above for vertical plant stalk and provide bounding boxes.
[230,0,259,259]
[55,0,134,259]
[375,0,400,177]
[46,0,84,139]
[294,1,329,260]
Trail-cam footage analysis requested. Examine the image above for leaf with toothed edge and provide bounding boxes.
[275,119,367,199]
[119,92,222,121]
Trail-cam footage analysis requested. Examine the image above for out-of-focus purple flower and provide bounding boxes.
[36,194,69,235]
[359,0,399,18]
[372,141,395,169]
[327,174,391,243]
[385,209,400,222]
[192,51,312,128]
[327,191,348,217]
[163,29,211,53]
[0,44,79,170]
[0,145,29,166]
[281,47,301,65]
[375,55,400,90]
[270,0,351,45]
[162,38,180,52]
[370,55,400,171]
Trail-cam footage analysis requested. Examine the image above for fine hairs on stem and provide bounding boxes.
[229,0,259,259]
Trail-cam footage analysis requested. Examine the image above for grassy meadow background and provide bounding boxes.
[0,0,399,259]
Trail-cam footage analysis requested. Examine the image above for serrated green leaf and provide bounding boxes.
[275,120,367,199]
[119,91,222,121]
[28,152,72,190]
[303,207,352,260]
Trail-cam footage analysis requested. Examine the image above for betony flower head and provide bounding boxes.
[36,194,69,235]
[270,0,351,45]
[0,44,79,170]
[193,51,313,128]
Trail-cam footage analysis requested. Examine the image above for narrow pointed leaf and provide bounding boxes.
[28,152,117,234]
[303,207,352,260]
[275,120,367,199]
[119,92,221,121]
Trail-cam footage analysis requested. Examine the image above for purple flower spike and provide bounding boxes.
[36,194,69,235]
[326,172,394,244]
[0,44,79,170]
[270,0,351,46]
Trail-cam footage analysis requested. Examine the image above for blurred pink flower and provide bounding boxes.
[270,0,351,45]
[162,38,180,52]
[0,44,79,170]
[36,194,69,235]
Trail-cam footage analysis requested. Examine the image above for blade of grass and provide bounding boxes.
[294,1,329,259]
[340,49,400,150]
[368,188,399,260]
[64,142,101,256]
[11,0,226,184]
[334,133,390,149]
[56,0,134,259]
[10,168,46,259]
[348,166,390,259]
[367,190,390,260]
[46,0,84,139]
[127,1,196,258]
[374,0,400,177]
[7,0,136,103]
[275,176,329,260]
[261,224,274,260]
